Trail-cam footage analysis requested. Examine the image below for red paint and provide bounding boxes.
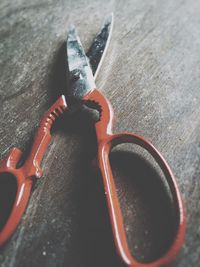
[0,95,67,246]
[83,89,186,267]
[0,88,185,267]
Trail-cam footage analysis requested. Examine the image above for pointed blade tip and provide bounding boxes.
[67,24,77,40]
[104,12,114,26]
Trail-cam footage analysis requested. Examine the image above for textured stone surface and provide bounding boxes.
[0,0,200,266]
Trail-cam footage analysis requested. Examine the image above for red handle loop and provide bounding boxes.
[0,148,33,246]
[83,89,186,266]
[0,96,67,246]
[97,133,185,267]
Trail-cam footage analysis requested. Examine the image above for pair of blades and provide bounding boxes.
[67,13,113,101]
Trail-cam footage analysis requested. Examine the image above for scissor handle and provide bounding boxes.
[83,89,186,266]
[97,132,185,267]
[0,148,33,246]
[0,95,67,246]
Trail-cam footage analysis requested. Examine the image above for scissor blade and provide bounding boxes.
[67,26,95,99]
[87,13,114,79]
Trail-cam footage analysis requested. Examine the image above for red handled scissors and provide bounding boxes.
[0,14,185,266]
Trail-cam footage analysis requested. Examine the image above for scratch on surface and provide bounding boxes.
[1,87,30,102]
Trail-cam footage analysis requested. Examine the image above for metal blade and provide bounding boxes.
[67,14,113,100]
[86,13,114,79]
[67,25,95,100]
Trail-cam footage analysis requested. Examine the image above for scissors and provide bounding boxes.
[0,14,185,266]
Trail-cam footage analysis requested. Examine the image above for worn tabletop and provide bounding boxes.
[0,0,200,266]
